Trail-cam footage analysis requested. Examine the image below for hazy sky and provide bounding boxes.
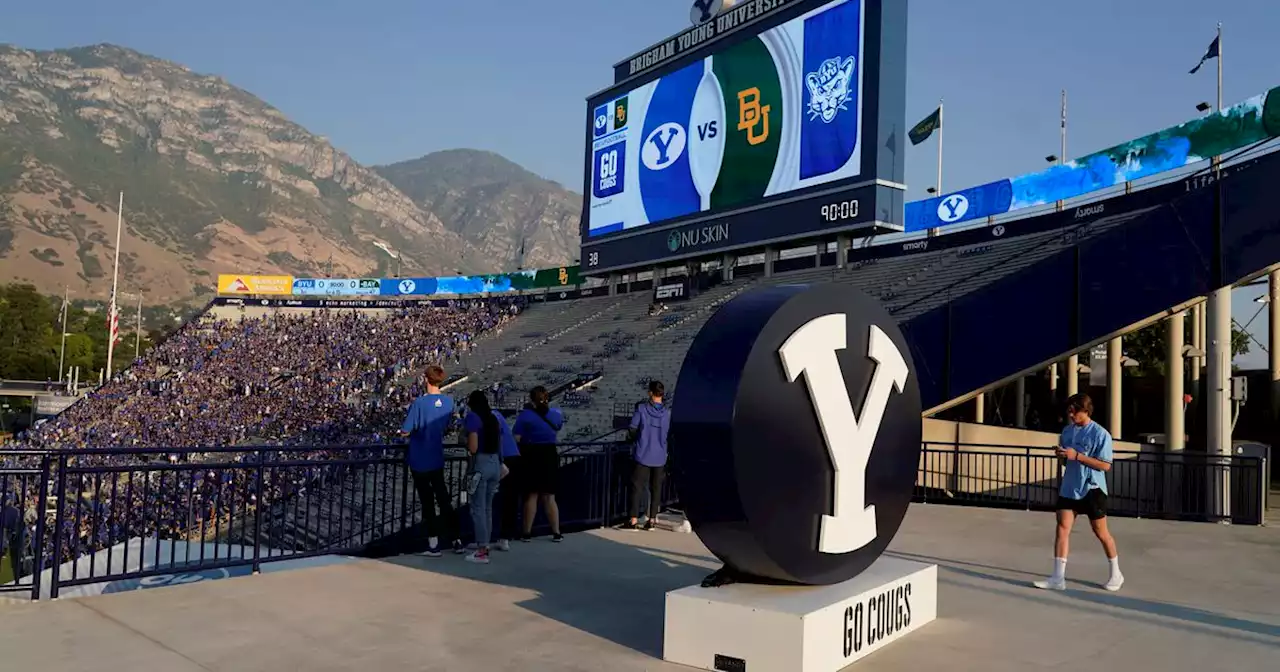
[3,0,1276,366]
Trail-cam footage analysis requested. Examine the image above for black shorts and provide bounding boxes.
[1056,489,1108,521]
[521,443,560,495]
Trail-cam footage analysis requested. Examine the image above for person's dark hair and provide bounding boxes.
[425,365,446,387]
[529,385,550,415]
[648,380,665,399]
[1066,393,1093,416]
[467,390,501,453]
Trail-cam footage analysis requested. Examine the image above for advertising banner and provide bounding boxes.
[653,277,692,302]
[216,275,294,295]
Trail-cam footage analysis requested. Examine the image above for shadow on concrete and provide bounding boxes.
[378,530,716,659]
[887,550,1280,647]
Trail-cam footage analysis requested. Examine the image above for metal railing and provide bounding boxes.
[915,442,1268,525]
[0,440,638,600]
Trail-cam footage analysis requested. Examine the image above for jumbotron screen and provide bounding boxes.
[585,0,865,239]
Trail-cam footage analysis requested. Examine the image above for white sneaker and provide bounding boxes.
[1034,577,1066,591]
[1104,573,1124,592]
[496,539,511,552]
[465,550,490,565]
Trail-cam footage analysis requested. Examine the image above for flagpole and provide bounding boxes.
[1216,22,1223,111]
[58,286,68,386]
[135,293,142,358]
[105,191,124,379]
[936,99,944,194]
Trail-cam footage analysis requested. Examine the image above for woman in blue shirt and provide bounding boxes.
[511,386,564,542]
[461,390,512,564]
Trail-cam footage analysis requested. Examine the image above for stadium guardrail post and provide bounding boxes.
[49,453,68,600]
[252,449,264,575]
[29,453,52,601]
[399,450,411,535]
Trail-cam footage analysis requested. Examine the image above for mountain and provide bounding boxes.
[0,43,580,304]
[375,150,582,271]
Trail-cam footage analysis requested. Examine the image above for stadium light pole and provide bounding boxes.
[57,286,69,387]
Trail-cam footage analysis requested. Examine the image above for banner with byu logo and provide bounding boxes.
[903,179,1014,232]
[800,0,861,180]
[638,62,703,224]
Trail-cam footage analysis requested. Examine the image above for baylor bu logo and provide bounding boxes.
[737,87,771,146]
[672,284,922,586]
[779,316,909,555]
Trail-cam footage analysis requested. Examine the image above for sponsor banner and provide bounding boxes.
[217,275,293,295]
[903,85,1280,233]
[35,395,77,416]
[587,0,866,240]
[376,268,581,296]
[654,277,693,302]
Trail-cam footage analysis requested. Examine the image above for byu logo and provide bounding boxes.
[690,0,723,25]
[398,279,416,294]
[937,194,969,223]
[992,224,1006,237]
[737,87,771,146]
[642,122,687,170]
[805,56,857,124]
[594,114,608,131]
[671,284,923,587]
[779,315,909,554]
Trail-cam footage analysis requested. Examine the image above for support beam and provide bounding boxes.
[1107,337,1122,439]
[836,235,849,269]
[1165,312,1185,451]
[1015,377,1027,428]
[1066,354,1079,396]
[974,393,985,424]
[1270,270,1280,425]
[1048,363,1058,403]
[763,247,776,278]
[722,254,735,282]
[1191,303,1204,385]
[1206,286,1232,520]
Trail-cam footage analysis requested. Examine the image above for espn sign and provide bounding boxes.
[654,278,692,302]
[216,275,294,295]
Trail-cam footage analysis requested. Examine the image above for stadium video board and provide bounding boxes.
[580,0,907,275]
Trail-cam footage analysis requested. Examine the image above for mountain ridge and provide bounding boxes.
[0,42,581,304]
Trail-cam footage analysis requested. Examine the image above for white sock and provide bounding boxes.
[429,536,439,548]
[1051,557,1067,580]
[1108,556,1121,576]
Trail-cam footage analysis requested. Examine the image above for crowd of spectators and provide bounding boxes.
[0,298,523,570]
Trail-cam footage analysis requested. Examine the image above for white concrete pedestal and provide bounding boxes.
[663,557,937,671]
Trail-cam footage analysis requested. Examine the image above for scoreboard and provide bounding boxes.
[580,0,907,275]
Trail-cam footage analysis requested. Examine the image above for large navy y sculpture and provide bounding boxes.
[671,283,923,587]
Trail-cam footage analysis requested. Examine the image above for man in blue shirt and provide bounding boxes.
[401,365,463,557]
[621,380,670,531]
[1035,393,1124,592]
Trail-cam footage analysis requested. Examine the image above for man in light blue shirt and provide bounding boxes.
[1035,393,1124,592]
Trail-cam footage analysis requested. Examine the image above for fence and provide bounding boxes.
[0,441,635,601]
[3,440,1267,601]
[916,442,1268,525]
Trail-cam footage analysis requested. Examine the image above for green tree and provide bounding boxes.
[1123,314,1250,377]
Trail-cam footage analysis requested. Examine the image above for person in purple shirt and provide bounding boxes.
[512,386,564,542]
[621,380,670,531]
[461,390,513,564]
[400,365,462,557]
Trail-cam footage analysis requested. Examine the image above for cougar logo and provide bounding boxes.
[779,316,909,554]
[737,87,772,146]
[805,56,857,123]
[690,0,722,25]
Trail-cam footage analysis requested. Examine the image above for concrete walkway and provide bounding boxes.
[1,505,1277,671]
